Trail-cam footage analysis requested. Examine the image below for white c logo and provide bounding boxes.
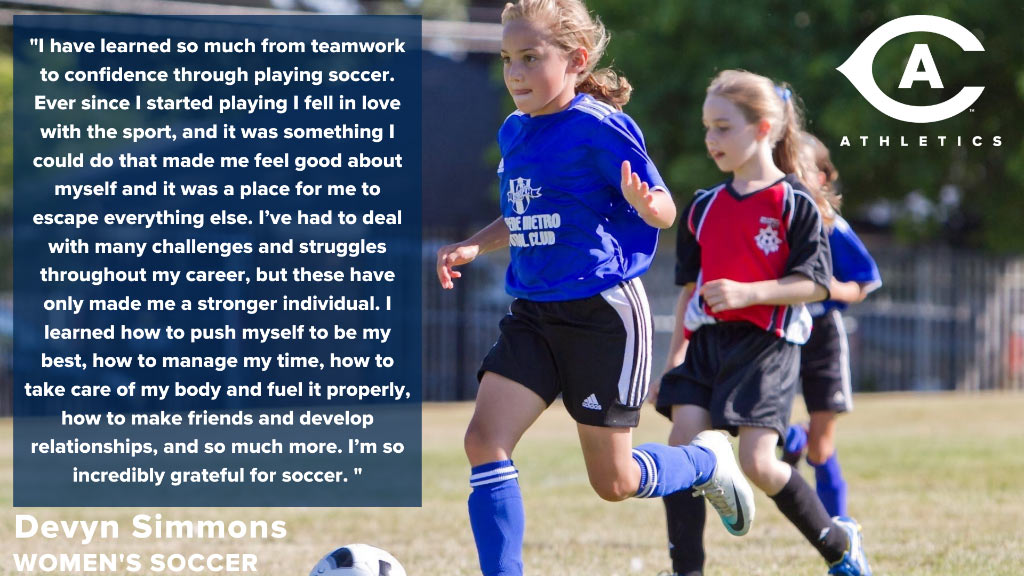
[837,15,984,124]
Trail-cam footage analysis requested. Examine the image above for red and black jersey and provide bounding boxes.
[675,175,831,344]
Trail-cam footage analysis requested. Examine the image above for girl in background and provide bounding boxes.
[782,133,882,521]
[653,71,871,576]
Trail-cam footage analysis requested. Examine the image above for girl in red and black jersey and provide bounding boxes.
[651,70,872,576]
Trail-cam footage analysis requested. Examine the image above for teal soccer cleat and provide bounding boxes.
[690,430,755,536]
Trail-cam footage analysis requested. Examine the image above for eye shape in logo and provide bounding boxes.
[837,15,984,124]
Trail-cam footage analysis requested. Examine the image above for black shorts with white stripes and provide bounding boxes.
[800,310,854,414]
[477,277,652,427]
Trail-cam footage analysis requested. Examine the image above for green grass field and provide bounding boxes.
[3,392,1024,575]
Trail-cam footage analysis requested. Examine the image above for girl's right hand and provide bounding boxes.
[436,243,480,289]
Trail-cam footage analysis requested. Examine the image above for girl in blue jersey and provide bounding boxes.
[782,133,882,520]
[435,2,754,575]
[653,71,871,576]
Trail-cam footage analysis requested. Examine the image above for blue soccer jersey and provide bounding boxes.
[496,93,668,301]
[809,214,882,316]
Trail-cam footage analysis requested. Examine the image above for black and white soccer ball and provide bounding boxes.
[309,544,406,576]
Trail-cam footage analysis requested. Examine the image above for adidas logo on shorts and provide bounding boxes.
[582,394,602,411]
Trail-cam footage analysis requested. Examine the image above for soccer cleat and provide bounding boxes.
[690,430,755,536]
[782,423,809,466]
[828,516,872,576]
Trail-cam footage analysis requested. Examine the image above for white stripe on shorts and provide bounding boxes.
[624,279,652,406]
[601,278,652,408]
[832,309,854,412]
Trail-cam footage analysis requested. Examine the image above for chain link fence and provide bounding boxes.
[3,240,1023,414]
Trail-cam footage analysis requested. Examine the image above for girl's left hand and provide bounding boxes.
[620,160,658,217]
[700,279,755,313]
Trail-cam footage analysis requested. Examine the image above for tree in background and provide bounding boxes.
[587,0,1023,251]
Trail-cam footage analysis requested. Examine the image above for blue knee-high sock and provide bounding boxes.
[810,452,847,517]
[468,460,524,576]
[632,443,715,498]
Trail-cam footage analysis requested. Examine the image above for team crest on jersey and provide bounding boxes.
[507,177,542,215]
[755,219,782,255]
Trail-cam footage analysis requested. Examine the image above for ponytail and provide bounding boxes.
[577,68,632,109]
[772,88,835,227]
[802,131,843,228]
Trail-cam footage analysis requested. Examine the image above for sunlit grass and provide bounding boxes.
[3,392,1024,575]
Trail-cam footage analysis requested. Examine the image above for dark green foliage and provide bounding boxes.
[586,0,1023,251]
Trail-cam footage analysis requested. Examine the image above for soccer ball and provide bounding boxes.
[309,544,406,576]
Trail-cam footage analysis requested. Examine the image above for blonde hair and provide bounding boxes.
[802,132,841,228]
[706,70,818,203]
[502,0,631,109]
